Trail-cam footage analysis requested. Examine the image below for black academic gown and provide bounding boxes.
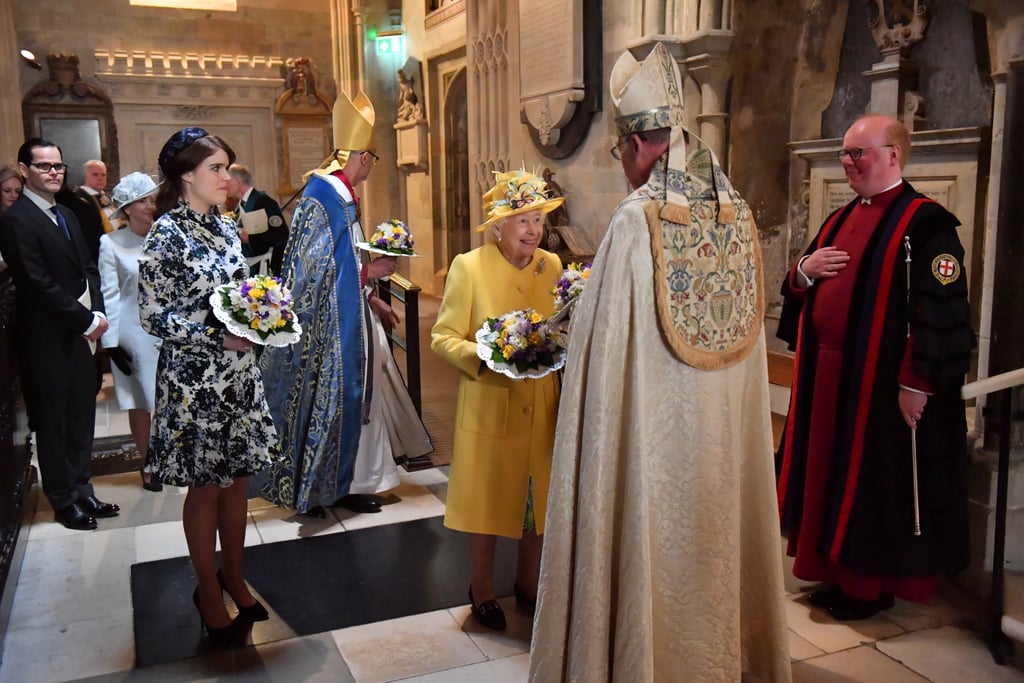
[777,182,973,577]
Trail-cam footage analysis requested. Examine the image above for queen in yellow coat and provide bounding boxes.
[431,168,563,631]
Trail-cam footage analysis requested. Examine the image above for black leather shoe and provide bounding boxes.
[79,495,120,518]
[807,584,843,609]
[55,502,97,531]
[401,455,435,472]
[334,494,382,514]
[828,593,895,621]
[469,587,506,630]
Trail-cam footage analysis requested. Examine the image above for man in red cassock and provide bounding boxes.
[776,114,974,621]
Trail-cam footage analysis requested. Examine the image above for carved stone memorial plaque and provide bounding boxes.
[518,0,601,159]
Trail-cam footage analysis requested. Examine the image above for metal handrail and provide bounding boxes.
[375,273,422,416]
[962,367,1024,665]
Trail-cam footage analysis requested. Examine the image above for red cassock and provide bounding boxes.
[777,182,973,603]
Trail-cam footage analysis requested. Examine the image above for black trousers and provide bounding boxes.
[26,339,97,511]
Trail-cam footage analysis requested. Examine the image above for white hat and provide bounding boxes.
[609,43,694,224]
[111,172,158,220]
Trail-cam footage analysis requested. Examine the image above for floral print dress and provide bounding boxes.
[138,200,280,487]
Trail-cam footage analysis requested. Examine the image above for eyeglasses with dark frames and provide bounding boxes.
[363,151,380,165]
[610,139,630,161]
[838,145,894,162]
[29,162,68,173]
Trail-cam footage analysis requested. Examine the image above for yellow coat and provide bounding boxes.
[431,243,562,538]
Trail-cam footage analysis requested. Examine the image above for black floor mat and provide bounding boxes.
[130,515,518,667]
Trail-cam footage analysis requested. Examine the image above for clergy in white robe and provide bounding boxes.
[528,43,791,683]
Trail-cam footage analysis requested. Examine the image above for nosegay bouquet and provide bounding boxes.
[475,308,567,380]
[357,218,419,257]
[552,262,592,313]
[209,274,303,347]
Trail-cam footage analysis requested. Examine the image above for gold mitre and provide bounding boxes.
[307,90,376,179]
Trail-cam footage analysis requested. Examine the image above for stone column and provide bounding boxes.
[680,30,733,162]
[0,2,22,158]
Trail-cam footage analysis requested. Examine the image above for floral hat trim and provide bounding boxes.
[476,167,565,232]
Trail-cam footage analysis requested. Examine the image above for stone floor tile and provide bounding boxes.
[338,481,446,531]
[65,632,356,683]
[784,595,904,653]
[0,612,135,683]
[788,629,825,661]
[134,520,192,563]
[875,625,1024,683]
[454,597,533,660]
[19,525,135,582]
[330,609,486,683]
[397,652,530,682]
[249,504,347,544]
[791,645,930,682]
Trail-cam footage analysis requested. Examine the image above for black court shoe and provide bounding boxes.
[217,569,269,622]
[468,586,506,631]
[192,588,249,647]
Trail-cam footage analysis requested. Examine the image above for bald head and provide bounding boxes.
[841,115,909,198]
[83,159,107,192]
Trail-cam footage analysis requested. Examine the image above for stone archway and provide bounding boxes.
[443,68,470,265]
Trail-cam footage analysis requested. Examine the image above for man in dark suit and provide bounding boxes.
[226,163,289,274]
[0,138,120,531]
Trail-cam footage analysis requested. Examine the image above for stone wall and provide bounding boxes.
[14,0,334,97]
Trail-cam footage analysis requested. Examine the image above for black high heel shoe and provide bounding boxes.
[139,469,163,492]
[192,588,246,646]
[468,586,506,631]
[217,569,269,621]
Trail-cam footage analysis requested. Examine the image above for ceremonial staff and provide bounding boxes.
[905,235,922,537]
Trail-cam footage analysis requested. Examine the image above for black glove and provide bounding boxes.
[108,346,133,376]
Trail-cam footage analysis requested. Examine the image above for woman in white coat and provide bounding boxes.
[99,172,163,491]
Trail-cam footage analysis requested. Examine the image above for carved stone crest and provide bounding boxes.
[866,0,929,51]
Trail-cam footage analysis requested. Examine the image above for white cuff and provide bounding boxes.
[83,312,106,336]
[899,384,933,397]
[796,255,815,288]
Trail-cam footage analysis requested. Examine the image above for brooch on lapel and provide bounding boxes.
[533,259,546,276]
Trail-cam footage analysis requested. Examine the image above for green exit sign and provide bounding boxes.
[376,35,404,55]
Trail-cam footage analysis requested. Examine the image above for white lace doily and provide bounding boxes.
[209,289,303,348]
[474,326,566,380]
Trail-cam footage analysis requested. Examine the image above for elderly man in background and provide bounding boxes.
[75,159,115,230]
[528,43,791,682]
[226,163,289,274]
[776,114,973,621]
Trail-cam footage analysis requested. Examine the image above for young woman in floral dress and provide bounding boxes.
[139,127,279,645]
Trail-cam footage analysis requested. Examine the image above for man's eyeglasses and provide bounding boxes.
[609,139,629,161]
[29,162,68,173]
[838,145,894,162]
[363,151,380,165]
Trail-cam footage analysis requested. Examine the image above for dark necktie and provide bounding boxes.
[50,206,71,240]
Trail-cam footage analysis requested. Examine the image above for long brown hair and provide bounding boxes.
[155,135,236,218]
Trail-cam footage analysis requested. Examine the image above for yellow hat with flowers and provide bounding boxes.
[476,167,565,232]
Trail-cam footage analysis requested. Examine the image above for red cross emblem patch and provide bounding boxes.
[931,254,960,286]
